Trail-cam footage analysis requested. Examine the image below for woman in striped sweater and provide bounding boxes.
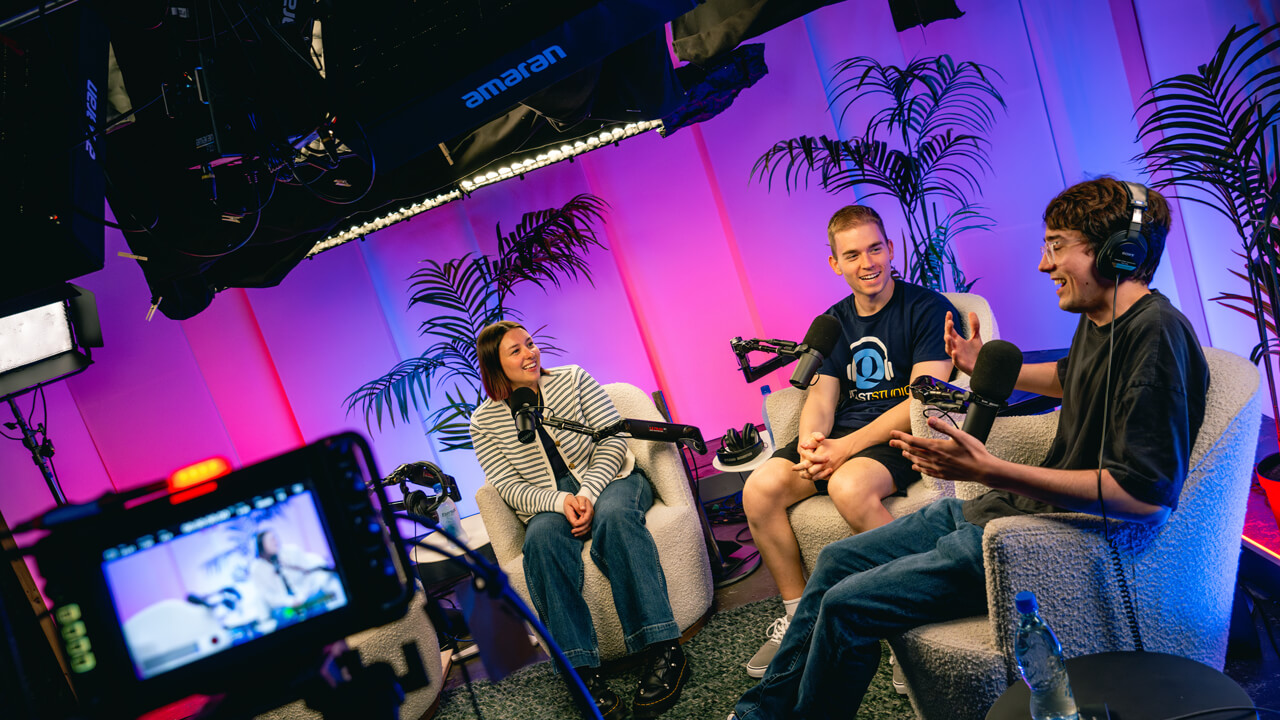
[469,320,690,720]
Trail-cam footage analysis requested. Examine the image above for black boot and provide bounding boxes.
[632,642,688,719]
[573,668,626,720]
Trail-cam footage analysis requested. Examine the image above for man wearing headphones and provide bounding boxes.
[740,205,957,678]
[730,178,1209,719]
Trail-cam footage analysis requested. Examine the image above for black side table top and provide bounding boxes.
[986,651,1255,720]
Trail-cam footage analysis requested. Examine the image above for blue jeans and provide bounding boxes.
[523,470,679,669]
[734,498,987,719]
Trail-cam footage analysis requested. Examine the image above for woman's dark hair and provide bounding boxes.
[255,530,275,560]
[1043,177,1171,284]
[477,320,550,401]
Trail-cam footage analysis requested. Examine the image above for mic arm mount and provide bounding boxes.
[525,407,708,455]
[729,336,807,384]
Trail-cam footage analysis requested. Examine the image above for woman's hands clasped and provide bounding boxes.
[562,495,595,537]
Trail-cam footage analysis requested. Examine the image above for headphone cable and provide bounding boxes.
[1097,280,1144,651]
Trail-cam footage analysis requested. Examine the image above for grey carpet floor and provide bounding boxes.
[434,596,915,719]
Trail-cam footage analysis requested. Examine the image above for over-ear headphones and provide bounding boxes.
[1096,181,1149,280]
[388,461,461,521]
[717,423,765,466]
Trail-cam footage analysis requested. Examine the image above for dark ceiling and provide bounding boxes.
[0,0,958,318]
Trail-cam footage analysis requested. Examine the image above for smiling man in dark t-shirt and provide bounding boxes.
[740,205,957,678]
[729,178,1209,720]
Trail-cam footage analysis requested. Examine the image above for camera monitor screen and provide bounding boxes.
[101,482,350,680]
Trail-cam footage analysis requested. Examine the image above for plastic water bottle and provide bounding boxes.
[760,385,774,447]
[435,495,470,547]
[1013,591,1079,720]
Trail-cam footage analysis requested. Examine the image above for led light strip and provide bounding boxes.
[307,120,664,258]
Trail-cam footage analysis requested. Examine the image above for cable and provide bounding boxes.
[1096,280,1144,652]
[923,407,960,428]
[399,510,603,720]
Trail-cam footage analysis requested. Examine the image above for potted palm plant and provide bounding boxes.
[1134,23,1280,514]
[344,193,610,451]
[752,54,1005,292]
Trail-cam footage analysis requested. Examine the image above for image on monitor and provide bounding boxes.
[102,483,350,680]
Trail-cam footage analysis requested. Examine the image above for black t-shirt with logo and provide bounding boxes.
[819,280,956,430]
[962,291,1209,527]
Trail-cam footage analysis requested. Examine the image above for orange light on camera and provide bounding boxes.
[168,457,232,492]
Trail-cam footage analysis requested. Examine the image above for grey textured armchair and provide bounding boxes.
[764,292,1000,574]
[891,346,1261,720]
[474,382,714,660]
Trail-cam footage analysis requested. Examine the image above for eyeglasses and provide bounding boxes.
[1040,238,1083,263]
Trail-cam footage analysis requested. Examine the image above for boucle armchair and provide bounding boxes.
[891,346,1261,720]
[474,382,714,660]
[765,292,1000,574]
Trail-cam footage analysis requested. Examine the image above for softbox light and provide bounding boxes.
[0,284,103,401]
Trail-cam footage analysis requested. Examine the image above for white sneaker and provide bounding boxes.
[890,651,908,695]
[745,615,790,678]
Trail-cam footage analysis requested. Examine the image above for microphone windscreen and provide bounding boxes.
[509,386,538,411]
[803,314,842,356]
[969,340,1023,403]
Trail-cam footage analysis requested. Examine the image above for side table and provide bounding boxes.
[986,651,1256,720]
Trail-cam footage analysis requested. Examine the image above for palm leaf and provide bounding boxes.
[1136,22,1280,426]
[349,194,610,440]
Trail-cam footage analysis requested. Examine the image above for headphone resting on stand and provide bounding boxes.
[1095,181,1150,280]
[717,423,764,466]
[386,461,462,521]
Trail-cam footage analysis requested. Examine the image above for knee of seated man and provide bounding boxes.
[743,459,798,504]
[827,460,893,501]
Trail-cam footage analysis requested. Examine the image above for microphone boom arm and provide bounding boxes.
[730,336,807,384]
[530,408,708,454]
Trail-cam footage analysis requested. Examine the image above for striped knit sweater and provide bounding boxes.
[469,365,636,523]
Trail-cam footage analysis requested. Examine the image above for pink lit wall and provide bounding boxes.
[1,0,1273,537]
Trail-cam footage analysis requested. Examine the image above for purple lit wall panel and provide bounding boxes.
[693,18,858,393]
[244,243,431,484]
[579,130,761,432]
[64,230,239,490]
[179,288,305,467]
[890,0,1080,352]
[1018,0,1202,336]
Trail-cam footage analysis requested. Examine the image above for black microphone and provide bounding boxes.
[509,386,540,444]
[789,314,842,390]
[961,340,1023,443]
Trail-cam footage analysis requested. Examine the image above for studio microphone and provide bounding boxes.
[961,340,1023,444]
[789,314,842,390]
[509,386,540,444]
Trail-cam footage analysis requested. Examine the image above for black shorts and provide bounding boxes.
[772,426,919,493]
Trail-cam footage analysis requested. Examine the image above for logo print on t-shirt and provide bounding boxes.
[847,337,895,390]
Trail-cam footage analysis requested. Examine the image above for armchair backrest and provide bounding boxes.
[601,382,697,511]
[942,292,998,386]
[986,347,1261,672]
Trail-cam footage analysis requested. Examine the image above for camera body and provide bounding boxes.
[33,433,414,717]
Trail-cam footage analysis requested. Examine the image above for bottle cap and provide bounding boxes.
[761,384,772,395]
[1015,591,1037,614]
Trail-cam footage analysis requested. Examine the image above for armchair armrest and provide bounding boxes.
[982,513,1157,677]
[475,483,527,564]
[910,402,1061,500]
